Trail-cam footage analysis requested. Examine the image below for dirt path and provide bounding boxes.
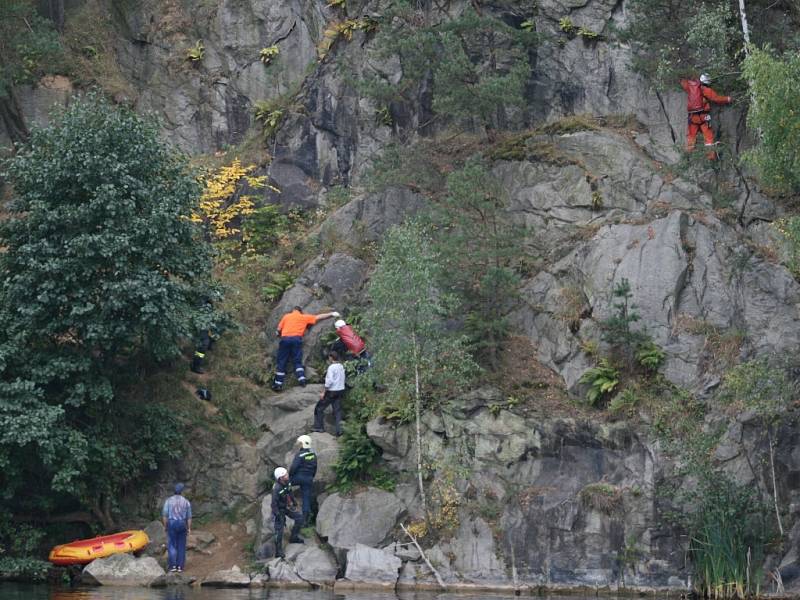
[183,520,253,579]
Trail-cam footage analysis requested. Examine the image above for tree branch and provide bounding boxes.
[400,522,447,589]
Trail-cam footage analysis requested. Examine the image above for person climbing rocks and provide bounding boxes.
[162,483,192,573]
[289,434,317,527]
[313,351,345,436]
[272,306,339,391]
[332,318,372,373]
[271,466,304,558]
[680,73,732,160]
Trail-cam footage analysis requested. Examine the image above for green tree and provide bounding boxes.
[622,0,742,89]
[0,94,217,529]
[742,47,800,194]
[718,357,793,536]
[429,157,521,367]
[358,7,534,131]
[366,221,476,517]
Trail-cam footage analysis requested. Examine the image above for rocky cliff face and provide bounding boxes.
[7,0,800,592]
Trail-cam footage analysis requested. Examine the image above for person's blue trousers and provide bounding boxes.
[292,475,314,525]
[167,519,188,570]
[273,337,306,388]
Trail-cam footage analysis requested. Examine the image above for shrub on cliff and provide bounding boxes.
[0,94,219,528]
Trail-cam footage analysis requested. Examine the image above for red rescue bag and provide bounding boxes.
[686,79,705,113]
[337,325,366,355]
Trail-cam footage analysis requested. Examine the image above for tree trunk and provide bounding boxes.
[412,333,428,520]
[768,427,784,536]
[737,0,751,48]
[0,88,30,145]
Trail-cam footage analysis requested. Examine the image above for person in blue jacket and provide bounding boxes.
[162,483,192,573]
[289,434,318,527]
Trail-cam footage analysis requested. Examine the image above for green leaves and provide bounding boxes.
[579,359,620,406]
[743,48,800,194]
[0,93,211,527]
[366,222,476,420]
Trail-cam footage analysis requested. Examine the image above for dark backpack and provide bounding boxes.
[686,79,705,112]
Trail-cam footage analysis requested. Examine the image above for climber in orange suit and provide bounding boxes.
[680,73,732,159]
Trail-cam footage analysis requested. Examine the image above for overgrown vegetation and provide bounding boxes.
[356,6,536,132]
[365,221,476,517]
[428,158,522,367]
[743,48,800,194]
[0,95,219,534]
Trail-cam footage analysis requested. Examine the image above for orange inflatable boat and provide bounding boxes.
[48,530,149,566]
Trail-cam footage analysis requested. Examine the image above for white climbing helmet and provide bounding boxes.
[297,434,312,449]
[274,467,288,480]
[699,73,712,85]
[334,319,346,329]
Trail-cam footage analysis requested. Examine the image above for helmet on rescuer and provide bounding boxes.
[699,73,712,85]
[297,434,312,449]
[334,319,346,329]
[274,467,288,480]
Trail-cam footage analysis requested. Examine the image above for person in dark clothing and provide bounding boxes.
[271,466,303,558]
[313,352,345,436]
[289,434,317,527]
[190,329,212,374]
[190,298,219,374]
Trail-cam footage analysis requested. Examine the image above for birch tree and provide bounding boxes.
[366,222,476,519]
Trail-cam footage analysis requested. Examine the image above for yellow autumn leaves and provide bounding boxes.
[192,159,278,241]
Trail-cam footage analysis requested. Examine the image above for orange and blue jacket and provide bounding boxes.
[277,310,318,338]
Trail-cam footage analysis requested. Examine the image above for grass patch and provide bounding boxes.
[579,482,623,514]
[63,0,134,98]
[539,114,600,136]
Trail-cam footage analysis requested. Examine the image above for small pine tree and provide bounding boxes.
[429,157,522,367]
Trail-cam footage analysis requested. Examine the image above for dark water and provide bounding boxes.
[0,584,547,600]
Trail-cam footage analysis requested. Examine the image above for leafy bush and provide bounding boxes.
[193,159,267,245]
[743,48,800,194]
[621,0,742,89]
[332,420,383,492]
[0,1,66,95]
[0,557,51,582]
[579,359,620,406]
[608,387,639,415]
[0,94,215,527]
[717,357,792,422]
[242,205,290,255]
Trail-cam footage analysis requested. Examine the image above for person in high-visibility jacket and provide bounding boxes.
[272,306,338,391]
[680,73,732,160]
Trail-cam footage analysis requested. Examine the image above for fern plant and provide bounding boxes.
[579,359,620,406]
[262,272,295,302]
[185,40,205,62]
[636,339,665,371]
[253,101,284,138]
[259,45,279,65]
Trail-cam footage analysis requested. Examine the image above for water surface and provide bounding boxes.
[0,584,546,600]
